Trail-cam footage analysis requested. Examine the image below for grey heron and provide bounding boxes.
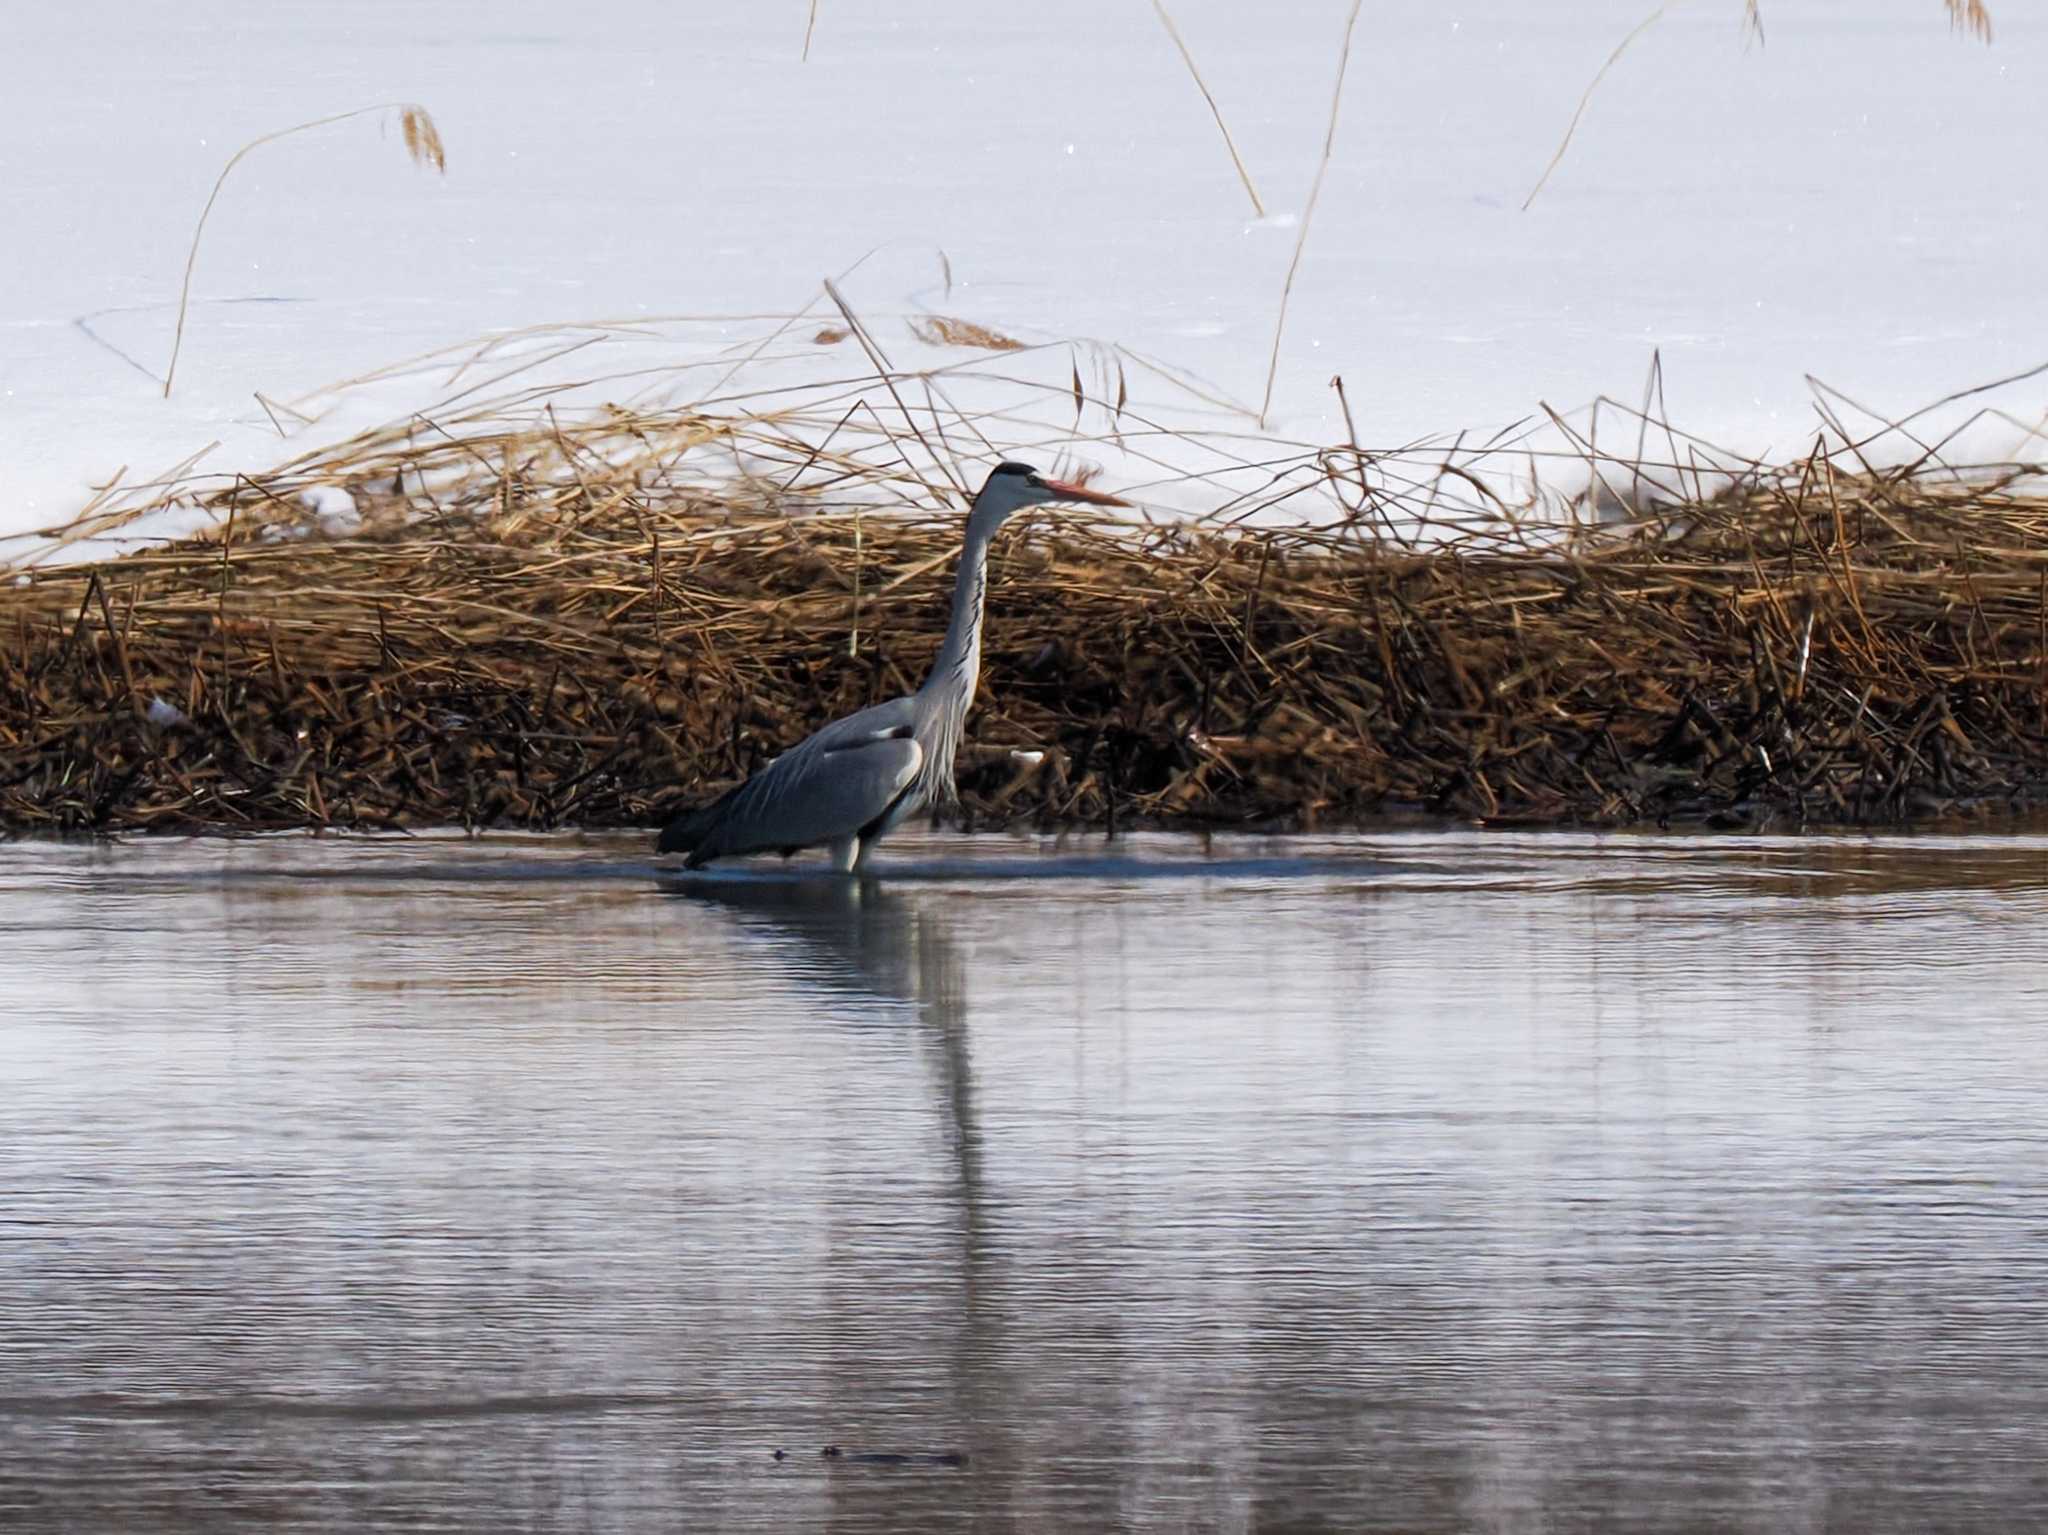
[656,462,1129,873]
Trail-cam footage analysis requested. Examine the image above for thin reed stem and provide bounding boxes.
[164,103,445,399]
[1149,0,1265,217]
[1521,5,1667,213]
[1257,0,1363,429]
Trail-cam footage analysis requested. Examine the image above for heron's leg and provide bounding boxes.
[850,836,877,875]
[828,834,860,875]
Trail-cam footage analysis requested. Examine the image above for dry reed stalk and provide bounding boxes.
[803,0,821,61]
[1256,0,1363,429]
[821,279,961,495]
[1149,0,1266,217]
[1522,5,1668,212]
[1745,1,1990,43]
[163,104,446,399]
[1945,0,1993,41]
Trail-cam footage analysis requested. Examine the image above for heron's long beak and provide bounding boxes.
[1038,477,1130,508]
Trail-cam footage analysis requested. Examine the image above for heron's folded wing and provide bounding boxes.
[691,717,922,862]
[800,695,917,753]
[662,697,917,858]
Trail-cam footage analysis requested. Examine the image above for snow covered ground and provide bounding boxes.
[2,0,2042,552]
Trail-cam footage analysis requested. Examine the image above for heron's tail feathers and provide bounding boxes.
[655,802,718,858]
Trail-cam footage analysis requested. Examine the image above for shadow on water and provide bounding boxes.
[659,872,995,1478]
[108,847,1431,889]
[662,851,1426,884]
[657,872,983,1198]
[659,872,969,1008]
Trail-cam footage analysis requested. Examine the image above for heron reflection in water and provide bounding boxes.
[658,873,982,1200]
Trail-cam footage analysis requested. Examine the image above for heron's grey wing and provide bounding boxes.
[676,697,922,864]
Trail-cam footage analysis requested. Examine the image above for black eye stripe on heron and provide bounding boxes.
[656,463,1131,875]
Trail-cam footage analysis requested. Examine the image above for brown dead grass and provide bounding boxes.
[5,400,2048,838]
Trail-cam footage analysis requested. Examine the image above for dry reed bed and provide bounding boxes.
[4,421,2048,837]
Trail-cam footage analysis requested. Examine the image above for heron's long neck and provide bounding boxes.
[916,517,997,769]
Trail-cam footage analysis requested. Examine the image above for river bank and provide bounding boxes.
[5,410,2046,837]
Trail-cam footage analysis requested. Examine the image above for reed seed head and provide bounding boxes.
[400,105,447,173]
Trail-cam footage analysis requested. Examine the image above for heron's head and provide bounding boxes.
[969,461,1129,532]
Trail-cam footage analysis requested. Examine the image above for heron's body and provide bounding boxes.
[657,463,1126,873]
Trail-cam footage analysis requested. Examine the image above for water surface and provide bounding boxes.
[4,827,2047,1531]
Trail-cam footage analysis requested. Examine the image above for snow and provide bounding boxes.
[294,483,360,534]
[143,697,190,730]
[3,0,2043,555]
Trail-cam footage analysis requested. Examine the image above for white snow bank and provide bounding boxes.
[2,1,2043,554]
